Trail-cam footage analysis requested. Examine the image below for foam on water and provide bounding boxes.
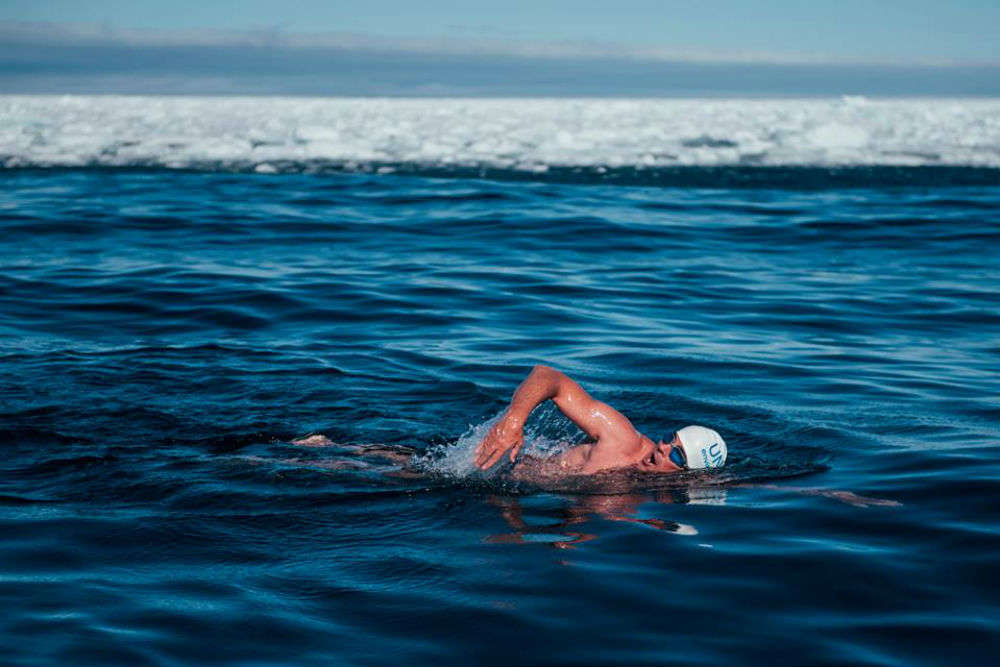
[3,95,1000,171]
[417,416,498,478]
[417,410,573,480]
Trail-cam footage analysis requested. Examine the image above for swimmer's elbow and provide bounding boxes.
[532,364,565,383]
[531,364,571,394]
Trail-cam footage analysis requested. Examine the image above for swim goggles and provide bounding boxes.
[668,440,687,469]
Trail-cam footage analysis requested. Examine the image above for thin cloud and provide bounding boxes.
[2,20,995,68]
[3,20,998,97]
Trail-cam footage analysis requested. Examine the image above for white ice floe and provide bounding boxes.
[1,95,998,170]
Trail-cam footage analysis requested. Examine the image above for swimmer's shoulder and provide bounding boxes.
[581,431,647,473]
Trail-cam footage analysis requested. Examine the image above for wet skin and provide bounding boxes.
[475,365,685,475]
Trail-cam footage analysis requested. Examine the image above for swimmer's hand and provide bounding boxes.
[475,415,524,470]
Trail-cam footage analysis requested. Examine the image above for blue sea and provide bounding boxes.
[2,96,1000,666]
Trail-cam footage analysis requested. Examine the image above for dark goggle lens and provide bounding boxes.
[669,445,687,468]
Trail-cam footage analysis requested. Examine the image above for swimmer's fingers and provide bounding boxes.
[480,445,507,470]
[476,418,524,469]
[475,424,507,469]
[476,447,495,469]
[475,439,499,469]
[509,436,523,463]
[474,435,495,468]
[474,422,502,466]
[479,435,515,470]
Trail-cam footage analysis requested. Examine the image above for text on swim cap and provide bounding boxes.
[701,442,724,468]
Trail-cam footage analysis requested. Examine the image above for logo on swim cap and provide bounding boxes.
[676,425,727,470]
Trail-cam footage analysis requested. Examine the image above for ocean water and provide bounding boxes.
[1,96,1000,666]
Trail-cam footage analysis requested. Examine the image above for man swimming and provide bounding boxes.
[474,365,727,475]
[286,369,900,507]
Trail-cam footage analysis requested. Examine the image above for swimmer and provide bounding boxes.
[474,365,727,475]
[284,376,899,508]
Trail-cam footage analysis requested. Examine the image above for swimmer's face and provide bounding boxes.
[637,432,685,473]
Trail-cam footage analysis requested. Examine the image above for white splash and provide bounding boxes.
[2,96,999,169]
[417,416,499,478]
[418,408,573,479]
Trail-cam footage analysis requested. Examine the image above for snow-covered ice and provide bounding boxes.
[2,95,998,170]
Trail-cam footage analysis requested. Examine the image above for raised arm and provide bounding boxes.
[474,365,639,470]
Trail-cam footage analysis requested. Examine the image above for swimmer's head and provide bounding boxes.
[675,425,727,470]
[637,426,726,473]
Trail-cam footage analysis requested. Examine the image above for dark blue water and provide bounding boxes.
[2,167,999,666]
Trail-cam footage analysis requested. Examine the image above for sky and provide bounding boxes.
[2,0,999,64]
[2,1,998,96]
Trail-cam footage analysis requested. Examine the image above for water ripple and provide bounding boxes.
[1,167,998,666]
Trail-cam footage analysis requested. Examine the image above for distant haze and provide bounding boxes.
[2,20,998,96]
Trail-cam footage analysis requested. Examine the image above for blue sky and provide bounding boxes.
[2,0,998,64]
[1,1,998,95]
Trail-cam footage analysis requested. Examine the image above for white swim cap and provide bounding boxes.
[676,425,727,469]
